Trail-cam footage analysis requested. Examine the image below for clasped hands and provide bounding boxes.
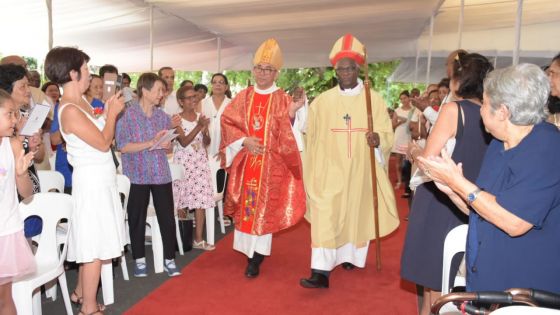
[243,137,265,155]
[416,148,464,195]
[366,131,380,148]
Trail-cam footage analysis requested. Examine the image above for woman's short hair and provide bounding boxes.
[176,85,194,104]
[453,53,493,100]
[484,63,549,125]
[399,90,410,98]
[136,72,165,99]
[41,81,59,93]
[0,64,27,93]
[45,47,90,85]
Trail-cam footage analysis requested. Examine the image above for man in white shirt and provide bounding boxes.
[410,49,467,125]
[159,66,181,116]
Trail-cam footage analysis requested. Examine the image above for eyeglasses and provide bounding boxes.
[253,66,276,75]
[179,95,197,101]
[335,66,357,74]
[211,80,226,85]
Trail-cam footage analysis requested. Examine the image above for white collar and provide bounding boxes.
[254,83,279,95]
[338,78,363,96]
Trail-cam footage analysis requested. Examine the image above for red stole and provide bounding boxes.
[239,92,271,233]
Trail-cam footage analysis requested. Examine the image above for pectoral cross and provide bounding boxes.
[252,102,266,131]
[330,114,368,158]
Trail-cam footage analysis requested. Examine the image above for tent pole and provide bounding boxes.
[458,0,464,48]
[217,36,222,72]
[150,4,154,72]
[426,14,434,85]
[513,0,523,65]
[46,0,53,50]
[414,41,420,85]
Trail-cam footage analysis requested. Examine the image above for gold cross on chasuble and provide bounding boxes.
[330,114,368,158]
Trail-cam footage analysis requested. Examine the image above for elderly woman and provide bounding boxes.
[116,73,181,278]
[420,63,560,293]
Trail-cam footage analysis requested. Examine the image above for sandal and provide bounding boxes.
[192,240,215,251]
[79,308,104,315]
[71,292,105,311]
[71,291,83,306]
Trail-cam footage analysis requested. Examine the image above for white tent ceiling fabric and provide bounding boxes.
[0,0,559,80]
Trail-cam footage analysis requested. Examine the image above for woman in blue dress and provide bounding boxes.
[420,63,560,294]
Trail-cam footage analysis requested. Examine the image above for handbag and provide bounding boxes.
[177,211,193,252]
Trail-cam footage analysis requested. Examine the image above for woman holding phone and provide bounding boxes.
[45,47,126,315]
[116,72,181,278]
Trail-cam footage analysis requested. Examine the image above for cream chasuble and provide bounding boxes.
[304,82,399,254]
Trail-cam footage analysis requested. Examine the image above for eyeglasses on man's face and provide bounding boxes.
[253,65,277,75]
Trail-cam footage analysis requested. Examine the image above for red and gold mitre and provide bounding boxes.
[329,34,366,66]
[253,38,283,70]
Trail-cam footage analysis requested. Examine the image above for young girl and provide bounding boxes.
[173,85,215,250]
[0,90,36,315]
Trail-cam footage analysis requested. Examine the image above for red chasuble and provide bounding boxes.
[220,86,306,235]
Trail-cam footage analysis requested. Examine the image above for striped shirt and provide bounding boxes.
[116,102,171,185]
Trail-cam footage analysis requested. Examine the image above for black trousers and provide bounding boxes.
[127,182,176,260]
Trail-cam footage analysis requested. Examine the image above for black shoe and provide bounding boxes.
[341,262,355,270]
[300,272,329,288]
[245,261,260,278]
[244,253,264,278]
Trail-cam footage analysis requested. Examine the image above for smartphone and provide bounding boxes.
[102,73,122,101]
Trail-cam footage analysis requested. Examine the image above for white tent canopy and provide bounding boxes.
[1,0,559,78]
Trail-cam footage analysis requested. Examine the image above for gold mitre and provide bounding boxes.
[253,38,283,70]
[329,34,366,66]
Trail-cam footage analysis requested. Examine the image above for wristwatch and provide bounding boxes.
[467,188,483,206]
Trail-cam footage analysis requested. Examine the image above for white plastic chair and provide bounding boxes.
[206,156,227,246]
[36,170,65,301]
[439,224,468,314]
[146,162,185,273]
[12,193,73,315]
[37,170,65,193]
[99,174,131,306]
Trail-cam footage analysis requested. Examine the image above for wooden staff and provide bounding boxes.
[362,46,382,271]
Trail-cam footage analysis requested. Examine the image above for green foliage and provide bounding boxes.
[23,56,38,70]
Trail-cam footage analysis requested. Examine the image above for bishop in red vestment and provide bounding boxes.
[220,38,306,278]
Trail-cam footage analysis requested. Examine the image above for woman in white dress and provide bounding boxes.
[201,73,232,224]
[391,90,414,189]
[45,47,125,315]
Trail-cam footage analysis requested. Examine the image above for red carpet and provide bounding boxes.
[126,161,416,315]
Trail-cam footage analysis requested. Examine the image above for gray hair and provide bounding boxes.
[483,63,549,125]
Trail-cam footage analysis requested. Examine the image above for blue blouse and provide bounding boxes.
[467,122,560,293]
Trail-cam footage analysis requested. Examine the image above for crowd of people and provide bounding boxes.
[0,33,560,315]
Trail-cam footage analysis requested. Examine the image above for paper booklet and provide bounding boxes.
[19,102,51,136]
[149,129,178,151]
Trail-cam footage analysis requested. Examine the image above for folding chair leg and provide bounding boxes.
[120,253,129,281]
[12,283,33,315]
[175,215,184,256]
[205,208,215,245]
[218,201,226,234]
[32,289,42,315]
[58,272,73,315]
[101,261,115,305]
[44,279,58,301]
[148,217,164,273]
